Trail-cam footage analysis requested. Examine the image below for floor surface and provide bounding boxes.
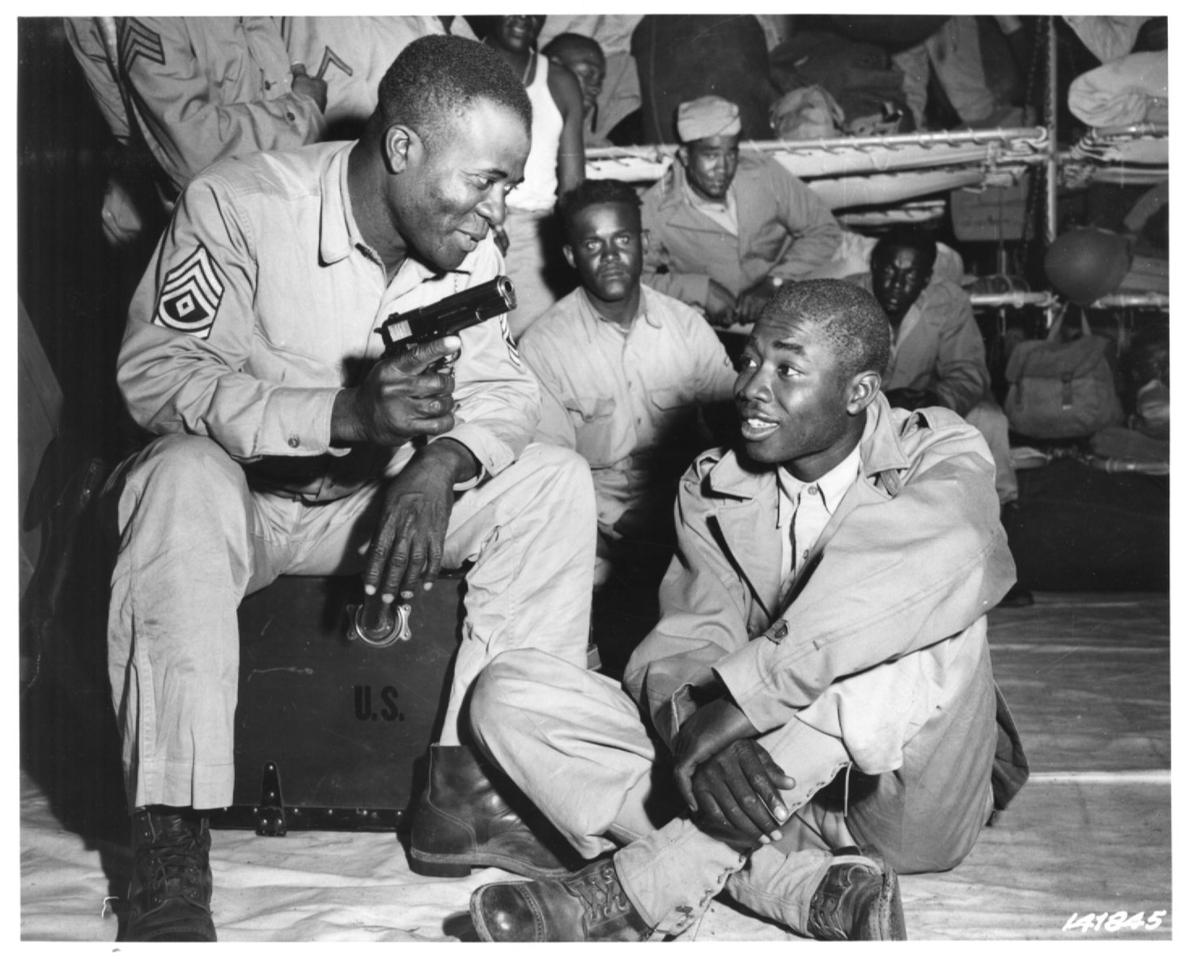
[18,592,1174,945]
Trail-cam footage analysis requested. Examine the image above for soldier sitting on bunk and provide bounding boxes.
[846,226,1031,607]
[638,95,843,327]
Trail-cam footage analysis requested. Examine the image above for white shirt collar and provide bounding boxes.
[776,442,862,522]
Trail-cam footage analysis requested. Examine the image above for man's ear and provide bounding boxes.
[845,370,881,416]
[383,124,419,175]
[561,243,577,270]
[677,145,690,169]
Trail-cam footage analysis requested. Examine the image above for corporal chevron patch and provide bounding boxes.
[500,315,521,368]
[120,18,166,74]
[152,244,224,339]
[315,46,354,79]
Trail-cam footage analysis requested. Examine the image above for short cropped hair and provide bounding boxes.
[543,32,605,63]
[557,179,642,233]
[871,227,938,268]
[375,36,531,149]
[762,279,891,377]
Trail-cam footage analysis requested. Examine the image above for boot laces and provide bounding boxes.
[565,863,631,923]
[139,829,209,907]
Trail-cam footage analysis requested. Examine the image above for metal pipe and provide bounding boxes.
[584,127,1050,162]
[969,292,1057,309]
[1045,16,1059,243]
[970,291,1170,310]
[1092,293,1170,309]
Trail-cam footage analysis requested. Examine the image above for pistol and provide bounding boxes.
[348,276,516,649]
[378,275,516,356]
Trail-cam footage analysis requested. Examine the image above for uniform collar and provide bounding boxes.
[776,442,861,519]
[317,143,360,265]
[317,143,479,280]
[708,396,913,500]
[574,283,662,338]
[681,173,737,216]
[658,154,746,212]
[893,285,931,348]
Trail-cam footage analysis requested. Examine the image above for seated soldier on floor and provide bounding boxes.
[639,95,842,328]
[520,179,737,586]
[464,279,1026,942]
[847,227,1031,606]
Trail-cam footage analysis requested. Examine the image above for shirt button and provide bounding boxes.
[802,550,810,560]
[288,435,300,448]
[286,111,296,121]
[807,485,818,496]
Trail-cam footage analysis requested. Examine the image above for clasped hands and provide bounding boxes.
[672,691,796,852]
[332,336,478,605]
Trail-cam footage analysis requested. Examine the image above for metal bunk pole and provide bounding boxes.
[1045,16,1058,244]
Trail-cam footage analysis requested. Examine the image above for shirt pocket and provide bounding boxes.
[565,395,619,459]
[648,386,693,436]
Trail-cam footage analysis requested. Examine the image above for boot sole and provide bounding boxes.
[410,846,569,881]
[468,890,501,942]
[878,866,907,940]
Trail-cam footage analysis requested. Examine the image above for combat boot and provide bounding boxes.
[408,743,578,879]
[124,807,216,942]
[807,847,906,941]
[470,856,653,942]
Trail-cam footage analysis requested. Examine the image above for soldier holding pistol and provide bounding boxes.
[105,36,595,942]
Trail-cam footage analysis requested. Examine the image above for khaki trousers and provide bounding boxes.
[470,642,995,936]
[107,435,596,810]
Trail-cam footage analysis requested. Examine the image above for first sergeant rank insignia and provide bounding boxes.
[152,243,225,339]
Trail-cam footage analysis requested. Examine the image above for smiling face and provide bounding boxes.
[386,98,529,271]
[563,201,642,314]
[870,243,934,322]
[679,135,740,202]
[491,15,546,54]
[734,313,876,480]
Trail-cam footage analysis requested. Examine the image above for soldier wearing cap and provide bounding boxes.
[639,95,843,327]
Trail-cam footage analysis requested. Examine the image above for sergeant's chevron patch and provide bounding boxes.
[120,18,166,74]
[152,243,224,339]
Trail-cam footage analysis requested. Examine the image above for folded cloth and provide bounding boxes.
[1068,51,1167,127]
[1090,425,1168,466]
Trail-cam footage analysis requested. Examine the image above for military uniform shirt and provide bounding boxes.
[520,284,736,532]
[118,140,538,503]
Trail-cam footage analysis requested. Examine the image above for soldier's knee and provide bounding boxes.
[469,651,542,742]
[530,444,594,517]
[531,442,591,486]
[133,434,241,491]
[118,435,248,536]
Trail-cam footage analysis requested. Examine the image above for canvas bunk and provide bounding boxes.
[584,126,1051,221]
